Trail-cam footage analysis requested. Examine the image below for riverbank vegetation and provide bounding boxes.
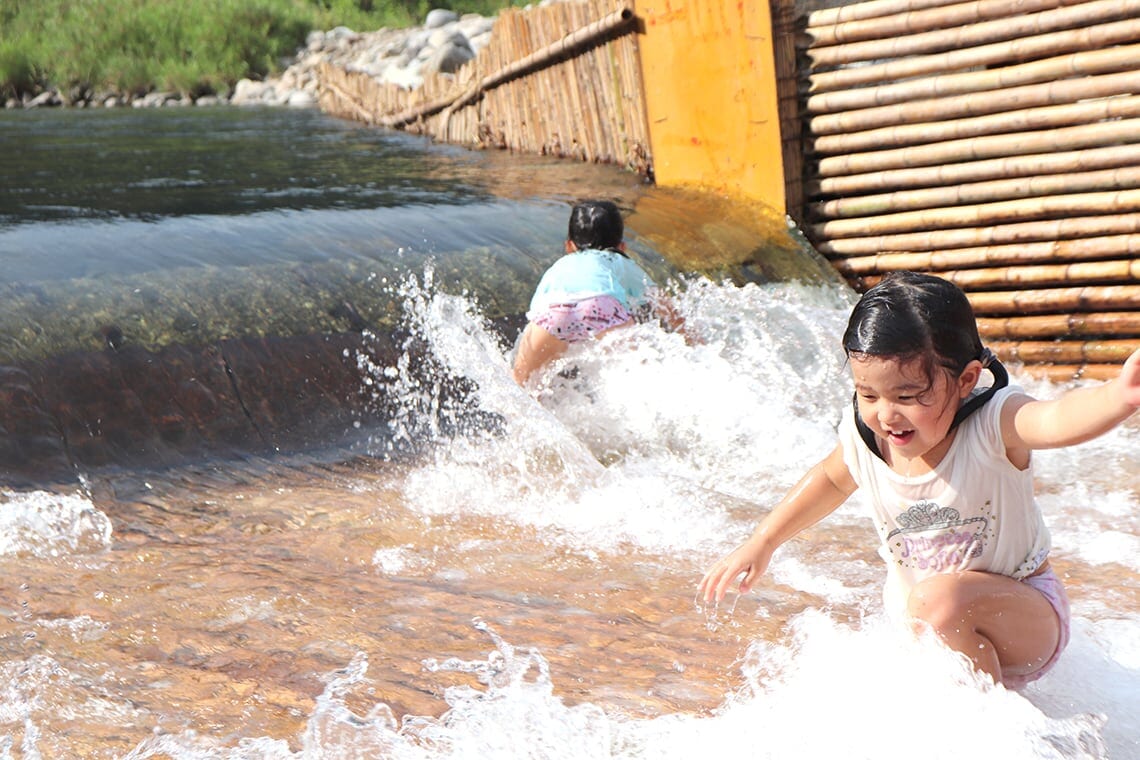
[0,0,517,101]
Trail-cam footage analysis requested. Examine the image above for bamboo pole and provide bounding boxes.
[1017,363,1122,381]
[810,17,1140,93]
[806,0,1140,67]
[812,189,1140,239]
[813,144,1140,196]
[976,312,1140,338]
[816,213,1140,255]
[936,259,1140,289]
[817,118,1140,177]
[320,66,380,125]
[809,0,977,26]
[813,95,1140,156]
[805,0,1068,47]
[833,235,1140,274]
[966,285,1140,314]
[987,338,1140,363]
[811,70,1139,136]
[813,166,1140,219]
[806,44,1140,116]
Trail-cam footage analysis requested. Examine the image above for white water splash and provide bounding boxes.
[115,612,1124,760]
[95,277,1140,760]
[0,490,112,558]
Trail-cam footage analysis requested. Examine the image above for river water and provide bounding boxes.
[0,107,1137,759]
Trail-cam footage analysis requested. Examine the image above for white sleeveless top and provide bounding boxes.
[838,386,1051,617]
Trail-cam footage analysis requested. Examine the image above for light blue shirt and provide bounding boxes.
[528,249,655,313]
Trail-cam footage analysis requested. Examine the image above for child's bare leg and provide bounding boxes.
[512,323,569,385]
[905,570,1060,685]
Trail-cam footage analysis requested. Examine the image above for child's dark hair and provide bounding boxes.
[844,271,1007,458]
[843,271,983,380]
[568,200,624,253]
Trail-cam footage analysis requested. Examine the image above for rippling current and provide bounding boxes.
[0,106,1137,759]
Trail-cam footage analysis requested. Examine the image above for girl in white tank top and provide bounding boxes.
[699,271,1140,688]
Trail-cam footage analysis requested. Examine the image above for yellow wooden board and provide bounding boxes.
[633,0,786,214]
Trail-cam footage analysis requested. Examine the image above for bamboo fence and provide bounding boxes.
[317,0,650,174]
[784,0,1140,378]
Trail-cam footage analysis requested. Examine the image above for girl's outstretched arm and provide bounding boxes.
[699,445,856,603]
[1005,347,1140,451]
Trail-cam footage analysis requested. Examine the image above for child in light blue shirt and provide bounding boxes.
[512,200,679,385]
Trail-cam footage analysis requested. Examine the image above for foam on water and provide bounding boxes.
[384,275,858,558]
[118,613,1120,760]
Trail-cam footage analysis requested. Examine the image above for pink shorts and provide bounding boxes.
[530,295,633,344]
[1003,566,1071,689]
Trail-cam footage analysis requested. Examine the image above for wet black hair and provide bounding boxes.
[843,271,981,373]
[843,271,1008,459]
[567,200,624,253]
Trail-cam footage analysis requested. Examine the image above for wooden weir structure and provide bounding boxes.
[317,0,1140,381]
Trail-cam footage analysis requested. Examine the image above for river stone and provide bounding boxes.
[422,38,475,75]
[231,79,268,105]
[424,9,458,28]
[287,91,316,108]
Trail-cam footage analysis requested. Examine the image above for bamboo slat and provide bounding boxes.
[976,312,1140,338]
[808,0,967,27]
[1017,363,1122,381]
[938,259,1140,289]
[811,189,1140,239]
[813,166,1140,219]
[816,214,1140,256]
[817,118,1140,177]
[810,17,1140,93]
[806,0,1140,67]
[813,144,1140,196]
[987,338,1140,363]
[811,71,1139,137]
[833,235,1140,274]
[812,95,1140,156]
[966,285,1140,314]
[805,0,1069,47]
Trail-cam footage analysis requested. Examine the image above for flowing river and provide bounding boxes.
[0,106,1136,759]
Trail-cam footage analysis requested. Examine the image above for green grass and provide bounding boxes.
[0,0,520,100]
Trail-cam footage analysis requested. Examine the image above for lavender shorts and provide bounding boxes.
[531,295,633,344]
[1004,566,1071,688]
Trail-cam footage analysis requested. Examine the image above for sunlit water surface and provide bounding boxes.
[0,108,1137,759]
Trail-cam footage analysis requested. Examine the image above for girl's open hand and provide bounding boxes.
[698,538,773,604]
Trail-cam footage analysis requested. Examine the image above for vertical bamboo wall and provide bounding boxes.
[788,0,1140,380]
[318,0,651,173]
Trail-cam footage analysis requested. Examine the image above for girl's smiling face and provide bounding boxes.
[850,354,977,470]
